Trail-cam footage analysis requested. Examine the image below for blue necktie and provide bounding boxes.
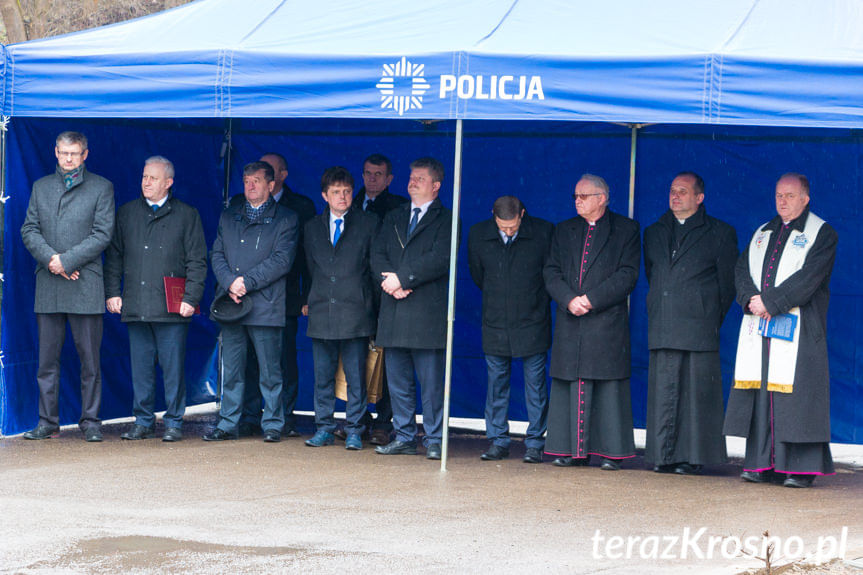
[408,208,421,237]
[333,218,342,245]
[152,204,159,213]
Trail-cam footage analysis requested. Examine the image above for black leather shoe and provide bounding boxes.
[84,427,103,442]
[23,425,59,440]
[283,427,301,438]
[263,429,281,443]
[553,456,589,467]
[674,462,702,476]
[369,429,390,446]
[238,422,262,437]
[162,428,183,442]
[333,428,347,441]
[523,447,543,464]
[783,474,815,488]
[203,428,238,442]
[600,458,621,471]
[653,464,676,473]
[740,470,770,483]
[426,443,442,460]
[374,439,417,455]
[121,424,155,440]
[480,444,510,461]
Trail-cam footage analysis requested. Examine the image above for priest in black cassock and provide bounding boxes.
[724,173,837,488]
[543,174,640,470]
[643,172,737,475]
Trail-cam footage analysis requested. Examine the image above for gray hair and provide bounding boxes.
[579,173,610,199]
[56,131,88,151]
[145,155,175,179]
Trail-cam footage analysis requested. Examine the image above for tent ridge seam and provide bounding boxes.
[474,0,519,47]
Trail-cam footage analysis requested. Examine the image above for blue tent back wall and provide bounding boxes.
[0,0,861,441]
[2,118,860,444]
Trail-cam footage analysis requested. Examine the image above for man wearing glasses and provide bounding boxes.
[21,131,115,442]
[543,174,640,470]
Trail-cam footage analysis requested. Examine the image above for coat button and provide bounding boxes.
[330,276,336,282]
[330,298,336,303]
[241,239,245,243]
[144,245,148,249]
[141,281,145,285]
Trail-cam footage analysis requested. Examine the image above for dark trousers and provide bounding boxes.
[127,322,189,429]
[484,352,549,450]
[241,315,300,430]
[386,347,445,447]
[743,382,834,475]
[370,370,393,431]
[36,313,102,430]
[219,324,284,434]
[312,337,368,434]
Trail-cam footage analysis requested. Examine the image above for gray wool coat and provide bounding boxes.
[21,166,115,315]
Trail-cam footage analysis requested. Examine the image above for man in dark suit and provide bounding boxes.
[543,174,640,470]
[371,157,455,460]
[303,167,380,450]
[725,173,837,488]
[21,131,114,442]
[205,161,298,443]
[238,152,316,437]
[341,153,408,446]
[643,172,737,474]
[468,196,553,464]
[104,156,208,442]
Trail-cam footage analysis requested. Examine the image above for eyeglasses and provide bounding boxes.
[573,193,603,201]
[57,151,83,158]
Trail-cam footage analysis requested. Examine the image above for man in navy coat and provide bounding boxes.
[205,161,298,442]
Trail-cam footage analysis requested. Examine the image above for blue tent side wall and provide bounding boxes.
[2,118,860,444]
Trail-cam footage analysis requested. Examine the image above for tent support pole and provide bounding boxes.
[441,118,464,472]
[216,117,233,407]
[628,124,639,219]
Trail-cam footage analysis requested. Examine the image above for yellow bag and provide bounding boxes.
[334,341,384,404]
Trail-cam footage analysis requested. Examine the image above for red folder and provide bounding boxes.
[163,277,200,314]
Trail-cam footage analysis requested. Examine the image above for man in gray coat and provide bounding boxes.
[20,131,115,442]
[105,156,207,442]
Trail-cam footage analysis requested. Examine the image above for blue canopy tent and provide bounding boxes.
[0,1,861,459]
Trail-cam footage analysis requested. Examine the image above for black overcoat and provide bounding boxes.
[468,214,553,357]
[304,208,379,340]
[353,187,408,220]
[211,200,298,327]
[104,195,207,323]
[543,210,640,380]
[371,198,455,349]
[643,205,738,351]
[724,209,837,443]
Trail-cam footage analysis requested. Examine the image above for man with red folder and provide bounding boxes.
[105,156,207,442]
